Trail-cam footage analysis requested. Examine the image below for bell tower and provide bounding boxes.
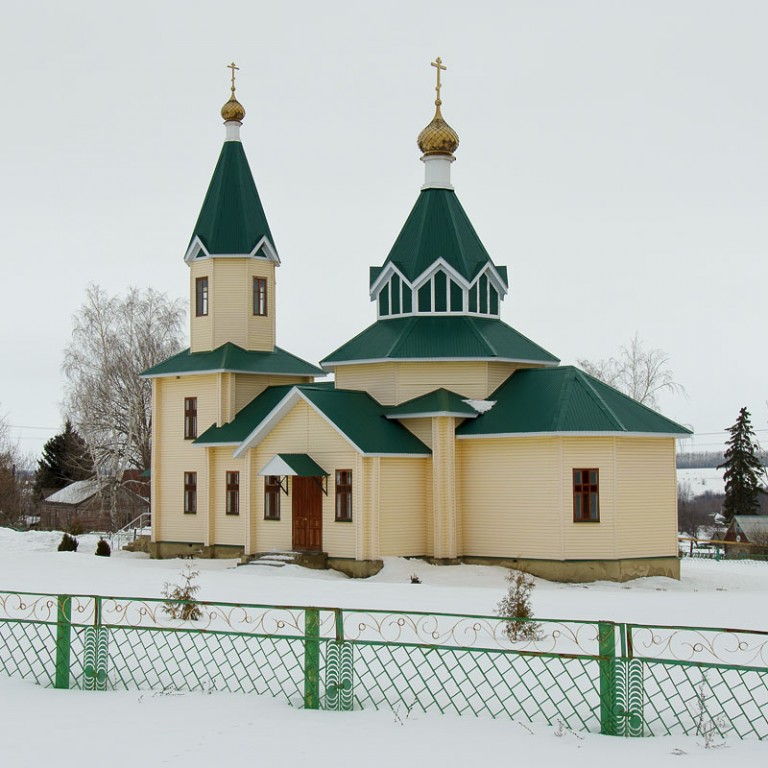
[184,63,279,353]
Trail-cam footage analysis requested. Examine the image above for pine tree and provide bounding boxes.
[34,420,94,498]
[717,407,766,524]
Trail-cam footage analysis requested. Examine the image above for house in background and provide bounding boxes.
[41,479,149,533]
[724,516,768,557]
[142,63,691,581]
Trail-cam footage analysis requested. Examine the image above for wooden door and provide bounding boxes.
[292,476,323,552]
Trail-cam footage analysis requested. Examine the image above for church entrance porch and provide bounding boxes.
[292,475,323,552]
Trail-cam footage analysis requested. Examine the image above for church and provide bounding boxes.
[142,61,690,581]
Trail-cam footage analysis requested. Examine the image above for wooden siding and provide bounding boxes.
[152,375,218,544]
[334,361,508,406]
[614,438,678,558]
[189,258,276,354]
[459,435,678,561]
[400,417,433,449]
[209,447,247,546]
[249,400,358,558]
[234,374,313,415]
[432,416,458,559]
[378,458,429,556]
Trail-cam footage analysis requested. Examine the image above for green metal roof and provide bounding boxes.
[377,188,506,285]
[188,141,275,255]
[321,316,559,368]
[457,366,692,437]
[196,383,430,455]
[261,453,329,477]
[140,343,323,378]
[385,388,479,419]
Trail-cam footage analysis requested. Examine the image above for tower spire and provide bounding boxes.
[221,61,246,141]
[417,56,459,190]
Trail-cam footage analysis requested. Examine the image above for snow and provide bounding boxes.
[43,479,103,506]
[0,527,766,765]
[678,467,725,497]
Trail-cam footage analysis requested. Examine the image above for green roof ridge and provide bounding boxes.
[574,369,628,431]
[188,141,275,255]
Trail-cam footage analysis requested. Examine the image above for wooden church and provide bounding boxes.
[142,62,690,581]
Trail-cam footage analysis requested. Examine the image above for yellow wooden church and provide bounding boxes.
[142,62,690,581]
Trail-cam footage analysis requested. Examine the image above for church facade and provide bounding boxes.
[142,63,690,581]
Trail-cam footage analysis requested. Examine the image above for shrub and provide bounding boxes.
[497,569,541,641]
[95,538,111,557]
[409,573,422,584]
[162,565,203,621]
[57,533,79,552]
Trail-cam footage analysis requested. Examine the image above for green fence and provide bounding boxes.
[1,590,766,740]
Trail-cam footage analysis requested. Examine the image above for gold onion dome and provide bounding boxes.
[417,57,459,156]
[221,61,245,122]
[417,102,459,156]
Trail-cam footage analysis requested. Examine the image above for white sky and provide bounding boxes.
[1,1,766,459]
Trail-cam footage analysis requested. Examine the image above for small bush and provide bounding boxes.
[57,533,79,552]
[409,573,422,584]
[497,569,541,641]
[162,565,203,621]
[95,538,111,557]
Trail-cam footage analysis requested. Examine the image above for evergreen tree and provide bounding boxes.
[34,420,94,498]
[717,407,766,523]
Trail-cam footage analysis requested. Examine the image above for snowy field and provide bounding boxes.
[677,467,725,498]
[1,528,766,766]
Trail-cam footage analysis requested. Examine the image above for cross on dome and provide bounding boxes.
[221,61,245,124]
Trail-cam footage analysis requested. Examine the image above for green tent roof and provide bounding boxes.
[377,188,506,285]
[188,141,275,255]
[457,366,692,437]
[259,453,329,477]
[196,383,430,456]
[321,316,559,368]
[140,342,323,378]
[386,388,479,419]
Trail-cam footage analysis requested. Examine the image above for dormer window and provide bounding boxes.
[195,277,209,317]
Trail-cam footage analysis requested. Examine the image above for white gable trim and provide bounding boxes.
[183,235,280,266]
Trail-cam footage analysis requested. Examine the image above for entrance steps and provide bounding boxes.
[240,550,328,570]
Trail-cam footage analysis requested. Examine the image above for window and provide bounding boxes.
[195,277,209,317]
[335,470,352,522]
[226,471,239,515]
[573,469,599,522]
[184,472,197,514]
[264,475,281,520]
[184,397,197,439]
[253,277,267,316]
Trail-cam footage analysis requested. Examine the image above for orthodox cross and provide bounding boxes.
[431,57,447,104]
[227,62,240,94]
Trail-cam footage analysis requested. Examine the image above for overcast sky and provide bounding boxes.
[1,1,766,459]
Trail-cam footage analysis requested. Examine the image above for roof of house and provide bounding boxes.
[44,479,104,506]
[457,366,692,437]
[188,140,275,255]
[140,342,323,378]
[321,316,559,368]
[385,388,480,419]
[196,383,431,456]
[374,188,507,285]
[731,516,768,540]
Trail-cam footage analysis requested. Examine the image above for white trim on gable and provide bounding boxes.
[183,235,281,266]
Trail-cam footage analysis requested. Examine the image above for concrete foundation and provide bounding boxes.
[327,557,384,578]
[460,555,681,582]
[149,541,244,560]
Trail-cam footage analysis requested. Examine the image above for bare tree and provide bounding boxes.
[577,333,684,410]
[0,406,33,527]
[63,285,184,493]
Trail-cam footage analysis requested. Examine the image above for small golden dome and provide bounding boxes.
[417,102,459,156]
[221,96,245,122]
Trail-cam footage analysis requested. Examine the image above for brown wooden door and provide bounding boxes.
[292,476,323,552]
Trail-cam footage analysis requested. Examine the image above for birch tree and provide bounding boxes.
[577,333,684,410]
[63,285,185,481]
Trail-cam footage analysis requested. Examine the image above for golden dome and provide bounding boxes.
[221,96,245,122]
[221,61,245,123]
[417,102,459,156]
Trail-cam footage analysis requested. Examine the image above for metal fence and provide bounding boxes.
[1,590,766,740]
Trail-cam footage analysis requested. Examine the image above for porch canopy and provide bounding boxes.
[257,453,329,478]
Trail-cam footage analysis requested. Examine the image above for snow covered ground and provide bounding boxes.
[1,527,766,765]
[677,467,725,498]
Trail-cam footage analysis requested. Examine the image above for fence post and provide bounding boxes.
[304,607,320,710]
[83,596,109,691]
[55,595,72,690]
[598,621,617,735]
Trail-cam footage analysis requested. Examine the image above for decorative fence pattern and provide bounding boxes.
[1,590,767,740]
